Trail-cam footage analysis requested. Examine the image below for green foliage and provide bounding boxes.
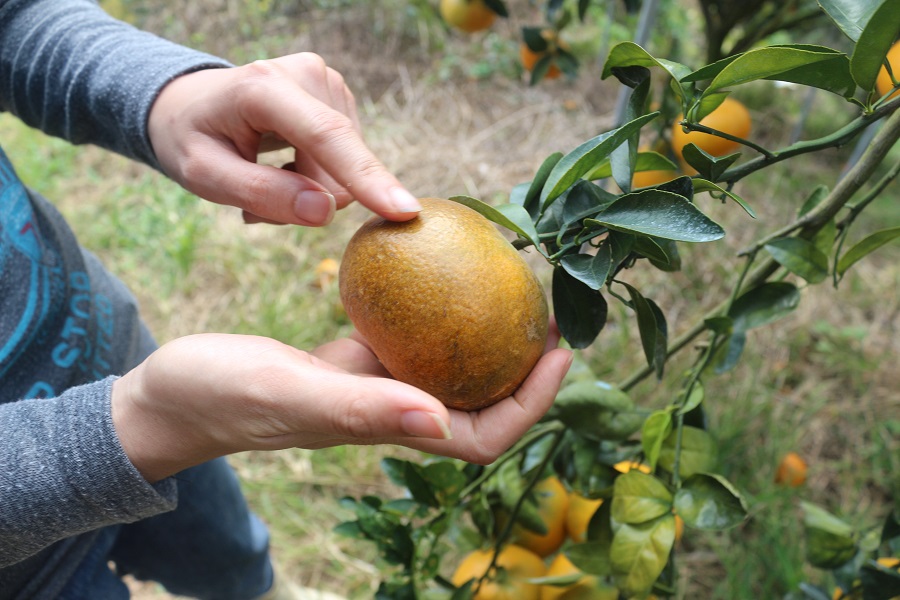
[336,1,900,598]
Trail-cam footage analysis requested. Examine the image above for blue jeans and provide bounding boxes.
[58,458,273,600]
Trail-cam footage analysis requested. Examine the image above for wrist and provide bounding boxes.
[111,367,202,483]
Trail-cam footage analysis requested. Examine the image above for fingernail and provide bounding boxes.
[295,190,336,225]
[388,187,422,214]
[401,411,453,440]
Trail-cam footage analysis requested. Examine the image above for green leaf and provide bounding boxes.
[658,426,718,478]
[802,501,859,569]
[681,144,741,182]
[610,517,676,596]
[612,471,674,525]
[621,281,668,380]
[549,380,644,441]
[642,410,674,470]
[818,0,881,42]
[674,473,748,531]
[850,0,900,92]
[686,45,856,99]
[588,189,725,242]
[798,184,830,216]
[693,178,757,219]
[610,70,651,194]
[678,381,705,416]
[540,113,659,208]
[552,267,609,349]
[449,195,542,251]
[584,150,678,181]
[728,282,801,333]
[837,226,900,275]
[713,331,747,374]
[522,152,563,216]
[765,237,829,283]
[560,244,612,290]
[566,539,613,577]
[601,41,694,101]
[422,461,468,504]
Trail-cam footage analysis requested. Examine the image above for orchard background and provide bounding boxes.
[3,0,898,598]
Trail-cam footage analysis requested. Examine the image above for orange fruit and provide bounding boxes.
[520,46,560,80]
[540,552,619,600]
[774,452,808,487]
[876,41,900,100]
[565,493,603,544]
[508,476,570,557]
[439,0,496,33]
[671,97,752,160]
[632,167,680,189]
[613,460,652,474]
[452,544,547,600]
[674,514,684,544]
[520,31,569,80]
[338,198,548,411]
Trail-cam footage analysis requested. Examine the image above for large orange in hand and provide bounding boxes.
[339,198,548,411]
[671,97,752,160]
[508,476,570,557]
[440,0,496,33]
[452,544,547,600]
[876,41,900,100]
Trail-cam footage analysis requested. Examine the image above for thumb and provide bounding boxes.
[295,373,454,442]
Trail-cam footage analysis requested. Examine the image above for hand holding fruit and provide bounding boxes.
[147,52,422,226]
[111,330,571,483]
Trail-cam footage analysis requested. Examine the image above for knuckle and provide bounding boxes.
[239,169,274,215]
[332,393,376,439]
[306,111,356,148]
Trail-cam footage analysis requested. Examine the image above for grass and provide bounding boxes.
[10,0,900,597]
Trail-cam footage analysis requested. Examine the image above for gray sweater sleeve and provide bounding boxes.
[0,378,178,567]
[0,0,233,567]
[0,0,232,169]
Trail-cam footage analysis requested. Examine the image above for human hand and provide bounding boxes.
[111,329,571,483]
[147,53,421,226]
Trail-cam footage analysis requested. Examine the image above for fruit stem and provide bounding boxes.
[679,120,775,159]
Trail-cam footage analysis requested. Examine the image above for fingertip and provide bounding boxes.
[380,187,421,221]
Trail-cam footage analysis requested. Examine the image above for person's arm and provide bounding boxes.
[0,0,423,224]
[0,378,178,567]
[0,0,230,168]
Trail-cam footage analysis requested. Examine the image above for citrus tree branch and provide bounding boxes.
[719,97,900,185]
[617,106,900,393]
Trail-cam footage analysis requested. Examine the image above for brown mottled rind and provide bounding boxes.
[339,198,549,411]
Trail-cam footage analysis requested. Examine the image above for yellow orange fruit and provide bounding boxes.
[520,45,560,80]
[876,41,900,100]
[508,476,570,557]
[613,460,652,474]
[774,452,808,487]
[565,493,603,544]
[540,552,618,600]
[632,167,681,189]
[440,0,496,33]
[671,97,752,160]
[452,544,547,600]
[339,198,548,411]
[674,514,684,544]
